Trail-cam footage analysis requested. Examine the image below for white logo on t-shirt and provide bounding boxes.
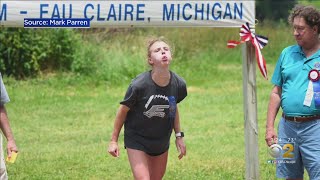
[143,95,169,118]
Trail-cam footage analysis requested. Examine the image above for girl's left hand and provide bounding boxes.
[175,138,186,159]
[108,141,120,157]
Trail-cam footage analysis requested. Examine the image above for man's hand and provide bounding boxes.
[175,138,186,159]
[265,128,277,146]
[7,139,18,158]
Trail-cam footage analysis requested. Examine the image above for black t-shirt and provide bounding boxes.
[120,70,187,155]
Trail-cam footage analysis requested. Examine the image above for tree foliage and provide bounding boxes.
[0,28,80,78]
[256,0,298,23]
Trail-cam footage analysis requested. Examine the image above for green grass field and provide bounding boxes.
[2,25,311,179]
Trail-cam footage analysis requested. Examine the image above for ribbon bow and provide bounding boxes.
[227,22,269,79]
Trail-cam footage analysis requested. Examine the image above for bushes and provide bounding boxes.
[256,0,297,23]
[71,36,147,84]
[0,28,146,84]
[0,28,80,79]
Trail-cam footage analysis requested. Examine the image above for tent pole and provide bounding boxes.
[242,42,260,179]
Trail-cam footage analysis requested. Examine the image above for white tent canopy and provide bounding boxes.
[0,1,260,179]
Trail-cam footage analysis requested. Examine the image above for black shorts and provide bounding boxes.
[124,133,170,156]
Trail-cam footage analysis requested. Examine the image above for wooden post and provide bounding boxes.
[242,42,260,179]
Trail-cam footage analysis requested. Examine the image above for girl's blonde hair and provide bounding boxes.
[146,37,174,65]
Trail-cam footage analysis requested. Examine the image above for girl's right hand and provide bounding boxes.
[108,141,120,157]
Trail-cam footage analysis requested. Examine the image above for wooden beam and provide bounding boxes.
[242,42,260,179]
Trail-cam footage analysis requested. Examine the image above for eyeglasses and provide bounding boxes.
[293,26,309,34]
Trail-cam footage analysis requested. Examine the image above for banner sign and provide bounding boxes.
[0,1,255,28]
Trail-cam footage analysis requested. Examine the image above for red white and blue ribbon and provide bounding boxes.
[227,22,269,79]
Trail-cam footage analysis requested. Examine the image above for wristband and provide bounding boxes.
[175,132,184,138]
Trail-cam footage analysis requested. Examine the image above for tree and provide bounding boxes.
[256,0,297,22]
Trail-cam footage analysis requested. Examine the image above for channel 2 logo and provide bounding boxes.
[268,138,295,159]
